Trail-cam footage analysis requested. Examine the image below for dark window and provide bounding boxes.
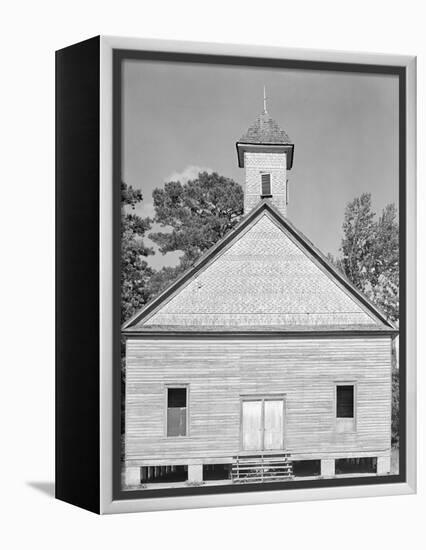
[167,387,187,437]
[336,385,354,418]
[261,173,271,196]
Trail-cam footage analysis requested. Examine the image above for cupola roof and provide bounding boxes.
[239,110,292,145]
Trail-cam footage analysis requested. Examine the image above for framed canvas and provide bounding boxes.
[55,36,416,514]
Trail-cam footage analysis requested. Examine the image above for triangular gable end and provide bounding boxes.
[123,201,395,332]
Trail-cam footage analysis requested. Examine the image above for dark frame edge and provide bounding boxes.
[55,35,101,514]
[112,48,408,502]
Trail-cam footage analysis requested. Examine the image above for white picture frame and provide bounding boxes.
[97,37,416,514]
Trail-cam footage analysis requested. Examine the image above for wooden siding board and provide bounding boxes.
[125,337,392,463]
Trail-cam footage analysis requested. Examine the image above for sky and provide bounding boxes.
[122,59,398,268]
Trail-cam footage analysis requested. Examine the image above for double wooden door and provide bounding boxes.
[241,398,284,452]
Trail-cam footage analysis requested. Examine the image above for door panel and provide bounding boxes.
[242,400,263,451]
[264,400,284,450]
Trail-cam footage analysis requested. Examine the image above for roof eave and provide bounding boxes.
[236,142,294,169]
[123,326,399,337]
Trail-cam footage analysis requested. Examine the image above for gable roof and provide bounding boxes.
[239,111,292,145]
[123,201,397,335]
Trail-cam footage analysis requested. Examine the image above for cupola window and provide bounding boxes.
[261,173,272,197]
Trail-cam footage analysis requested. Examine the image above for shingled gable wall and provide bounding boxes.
[244,152,287,214]
[139,211,378,328]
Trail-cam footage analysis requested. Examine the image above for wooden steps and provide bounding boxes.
[231,453,294,483]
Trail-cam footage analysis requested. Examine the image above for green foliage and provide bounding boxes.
[340,193,377,290]
[367,204,399,323]
[326,252,344,274]
[339,193,399,323]
[120,181,154,324]
[149,171,244,268]
[145,264,186,299]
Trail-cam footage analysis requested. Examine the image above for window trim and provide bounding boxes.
[164,384,190,438]
[334,381,357,433]
[260,172,272,197]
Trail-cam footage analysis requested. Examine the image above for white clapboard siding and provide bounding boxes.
[125,336,392,462]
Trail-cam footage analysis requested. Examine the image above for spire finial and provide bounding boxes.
[263,86,268,113]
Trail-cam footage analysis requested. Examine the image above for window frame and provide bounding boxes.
[260,172,272,197]
[164,384,190,438]
[334,381,357,433]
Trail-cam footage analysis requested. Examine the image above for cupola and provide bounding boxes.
[236,88,294,214]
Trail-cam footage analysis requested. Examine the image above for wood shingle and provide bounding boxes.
[123,201,394,332]
[239,110,292,144]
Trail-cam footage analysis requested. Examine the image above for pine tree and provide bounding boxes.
[147,171,243,293]
[150,171,243,263]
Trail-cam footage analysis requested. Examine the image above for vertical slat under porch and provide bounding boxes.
[231,453,294,483]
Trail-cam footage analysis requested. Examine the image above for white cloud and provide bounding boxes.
[164,165,213,184]
[133,201,155,218]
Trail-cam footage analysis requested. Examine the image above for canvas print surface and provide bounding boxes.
[118,57,400,494]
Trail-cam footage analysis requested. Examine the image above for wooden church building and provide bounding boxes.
[122,100,397,488]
